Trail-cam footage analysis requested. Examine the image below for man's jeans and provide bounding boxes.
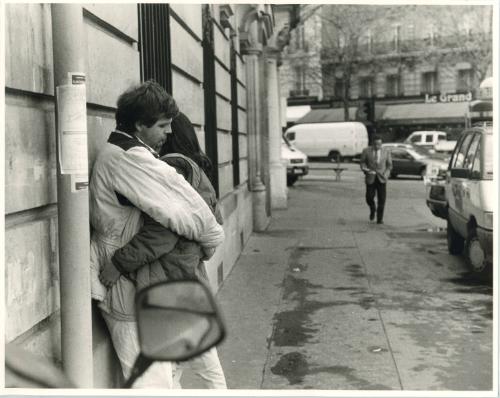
[365,178,387,222]
[173,347,227,389]
[102,312,173,388]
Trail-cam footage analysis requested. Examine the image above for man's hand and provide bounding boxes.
[99,260,121,288]
[201,247,216,261]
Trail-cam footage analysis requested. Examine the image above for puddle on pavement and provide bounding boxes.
[270,352,309,384]
[346,263,365,278]
[270,352,391,389]
[441,272,493,294]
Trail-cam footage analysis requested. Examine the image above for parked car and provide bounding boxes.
[282,137,309,186]
[284,121,368,162]
[445,126,493,277]
[426,178,448,219]
[404,130,447,149]
[382,144,448,179]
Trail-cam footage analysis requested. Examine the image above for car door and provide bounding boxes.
[447,132,474,236]
[390,149,406,174]
[461,133,481,228]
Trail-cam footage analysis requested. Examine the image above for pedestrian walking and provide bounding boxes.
[89,80,224,388]
[360,135,393,224]
[99,112,227,388]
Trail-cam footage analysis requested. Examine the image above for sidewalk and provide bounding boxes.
[180,168,492,391]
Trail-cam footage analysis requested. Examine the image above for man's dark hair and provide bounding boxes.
[115,80,178,134]
[373,134,383,142]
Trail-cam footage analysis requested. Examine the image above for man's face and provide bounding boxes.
[135,116,172,151]
[373,139,382,150]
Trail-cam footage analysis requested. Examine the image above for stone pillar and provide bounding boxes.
[244,46,270,231]
[265,48,287,209]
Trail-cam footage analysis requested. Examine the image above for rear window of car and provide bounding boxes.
[425,135,433,143]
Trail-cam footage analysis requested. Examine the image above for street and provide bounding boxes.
[181,162,493,391]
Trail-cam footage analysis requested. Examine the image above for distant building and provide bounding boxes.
[320,5,493,140]
[280,4,324,106]
[281,5,492,139]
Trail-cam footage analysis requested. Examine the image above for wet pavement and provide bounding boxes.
[180,163,494,391]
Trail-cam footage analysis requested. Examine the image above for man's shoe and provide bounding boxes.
[369,209,375,221]
[377,220,384,224]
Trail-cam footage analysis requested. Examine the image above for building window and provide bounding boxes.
[421,71,438,94]
[386,75,401,97]
[138,4,172,93]
[393,25,401,52]
[334,78,345,98]
[360,77,374,98]
[457,69,473,92]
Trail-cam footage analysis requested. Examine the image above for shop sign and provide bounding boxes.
[425,92,472,104]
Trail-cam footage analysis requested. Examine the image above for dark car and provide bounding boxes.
[383,144,448,179]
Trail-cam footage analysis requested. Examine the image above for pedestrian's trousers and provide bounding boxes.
[365,178,387,221]
[102,311,173,388]
[173,347,227,389]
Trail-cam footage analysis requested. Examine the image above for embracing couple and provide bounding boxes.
[89,81,227,388]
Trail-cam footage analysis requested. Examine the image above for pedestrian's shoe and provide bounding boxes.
[369,208,375,221]
[377,220,384,224]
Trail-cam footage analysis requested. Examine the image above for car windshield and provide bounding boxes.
[484,133,493,179]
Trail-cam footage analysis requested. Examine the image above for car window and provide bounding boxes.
[438,134,446,141]
[425,134,433,143]
[287,132,296,141]
[410,135,420,143]
[471,143,481,179]
[464,134,480,171]
[391,149,406,159]
[452,133,473,169]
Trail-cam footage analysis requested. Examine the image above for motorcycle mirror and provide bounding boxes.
[124,279,226,388]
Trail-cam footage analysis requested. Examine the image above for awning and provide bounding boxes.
[379,102,469,125]
[286,106,311,123]
[296,107,358,124]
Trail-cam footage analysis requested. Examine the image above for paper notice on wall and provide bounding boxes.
[56,84,88,175]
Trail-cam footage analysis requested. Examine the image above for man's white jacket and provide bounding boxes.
[89,131,224,319]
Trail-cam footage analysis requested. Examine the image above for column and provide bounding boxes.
[266,48,287,209]
[244,46,270,231]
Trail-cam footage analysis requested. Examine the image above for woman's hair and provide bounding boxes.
[160,112,213,177]
[115,80,178,134]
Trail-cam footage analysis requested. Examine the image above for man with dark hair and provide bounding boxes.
[89,80,224,388]
[360,135,392,224]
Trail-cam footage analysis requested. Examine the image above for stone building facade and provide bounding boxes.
[279,4,323,103]
[4,3,293,387]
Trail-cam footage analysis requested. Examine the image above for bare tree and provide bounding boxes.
[286,4,493,120]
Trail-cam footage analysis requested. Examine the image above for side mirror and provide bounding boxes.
[124,280,226,388]
[450,168,470,179]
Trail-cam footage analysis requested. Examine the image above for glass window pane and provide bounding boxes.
[425,135,433,143]
[453,134,473,168]
[464,134,480,170]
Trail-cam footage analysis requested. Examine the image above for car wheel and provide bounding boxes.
[466,229,491,278]
[447,218,464,255]
[287,175,298,186]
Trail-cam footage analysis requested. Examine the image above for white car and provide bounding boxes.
[446,126,493,278]
[282,138,309,186]
[405,130,447,149]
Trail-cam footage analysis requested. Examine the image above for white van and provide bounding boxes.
[284,122,368,162]
[404,131,447,148]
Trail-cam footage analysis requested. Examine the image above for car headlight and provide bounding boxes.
[484,212,493,230]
